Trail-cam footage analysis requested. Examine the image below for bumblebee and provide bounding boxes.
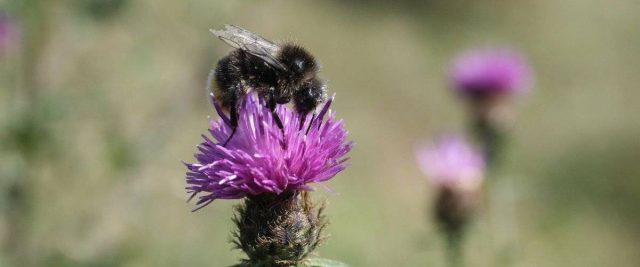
[208,25,327,146]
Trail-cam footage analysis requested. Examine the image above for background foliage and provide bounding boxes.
[1,0,639,266]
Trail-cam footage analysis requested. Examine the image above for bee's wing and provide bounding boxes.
[210,25,287,71]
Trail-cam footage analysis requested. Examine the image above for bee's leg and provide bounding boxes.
[222,100,239,147]
[267,97,285,131]
[266,97,287,148]
[272,109,284,131]
[272,112,287,147]
[298,113,307,131]
[304,112,317,135]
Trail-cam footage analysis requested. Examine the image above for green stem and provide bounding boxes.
[445,229,465,267]
[471,115,507,170]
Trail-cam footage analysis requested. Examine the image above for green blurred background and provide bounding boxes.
[1,0,639,266]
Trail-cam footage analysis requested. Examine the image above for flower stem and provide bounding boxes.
[445,230,465,267]
[471,114,507,170]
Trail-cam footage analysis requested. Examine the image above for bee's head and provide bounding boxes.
[294,78,326,115]
[279,45,319,82]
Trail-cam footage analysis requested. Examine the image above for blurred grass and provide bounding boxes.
[1,0,639,266]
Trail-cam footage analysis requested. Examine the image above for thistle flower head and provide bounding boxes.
[415,135,485,191]
[417,135,486,238]
[450,47,533,98]
[185,93,352,210]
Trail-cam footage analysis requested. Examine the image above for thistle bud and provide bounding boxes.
[415,135,485,250]
[434,182,481,241]
[233,191,327,266]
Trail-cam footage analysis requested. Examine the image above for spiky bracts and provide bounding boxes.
[232,191,327,267]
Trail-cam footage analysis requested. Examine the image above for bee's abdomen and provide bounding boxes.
[213,51,245,109]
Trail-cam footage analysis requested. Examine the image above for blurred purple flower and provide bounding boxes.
[450,47,533,98]
[185,93,352,211]
[415,135,485,189]
[0,12,20,58]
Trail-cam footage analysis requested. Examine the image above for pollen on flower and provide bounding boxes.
[185,93,352,211]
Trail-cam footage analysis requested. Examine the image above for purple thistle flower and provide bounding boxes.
[415,135,485,190]
[185,93,352,210]
[419,136,485,258]
[450,47,533,98]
